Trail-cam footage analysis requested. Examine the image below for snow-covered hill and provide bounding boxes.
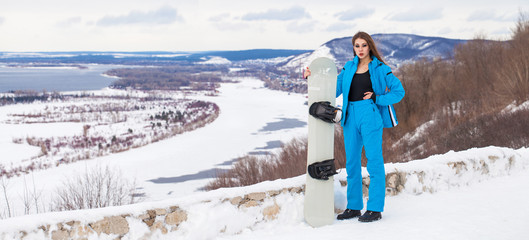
[0,146,528,239]
[282,33,467,72]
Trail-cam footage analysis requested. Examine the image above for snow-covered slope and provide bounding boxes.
[1,146,528,239]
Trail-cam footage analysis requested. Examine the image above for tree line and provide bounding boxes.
[106,65,228,91]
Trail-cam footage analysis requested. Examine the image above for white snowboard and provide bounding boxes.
[304,57,337,227]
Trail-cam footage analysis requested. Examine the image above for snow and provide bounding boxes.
[0,146,528,239]
[501,100,529,114]
[282,46,334,72]
[199,56,232,65]
[0,77,308,216]
[1,77,529,239]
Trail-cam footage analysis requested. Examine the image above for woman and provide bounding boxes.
[304,31,405,222]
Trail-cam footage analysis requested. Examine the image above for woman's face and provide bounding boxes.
[353,38,370,60]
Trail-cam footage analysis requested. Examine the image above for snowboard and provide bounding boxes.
[304,57,337,227]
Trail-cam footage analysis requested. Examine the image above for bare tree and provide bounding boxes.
[495,12,529,103]
[1,176,11,218]
[51,165,141,211]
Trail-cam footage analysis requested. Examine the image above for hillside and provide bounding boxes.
[281,33,467,72]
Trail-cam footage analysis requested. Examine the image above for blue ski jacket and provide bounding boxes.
[336,56,405,128]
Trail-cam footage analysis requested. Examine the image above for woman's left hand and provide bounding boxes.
[363,92,373,100]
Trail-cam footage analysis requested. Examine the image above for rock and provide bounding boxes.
[267,190,281,197]
[386,171,407,196]
[38,225,49,233]
[169,206,180,213]
[143,218,155,227]
[65,221,78,227]
[243,200,259,208]
[89,216,129,236]
[155,208,167,216]
[147,210,156,218]
[362,177,370,197]
[246,192,266,201]
[263,202,280,220]
[51,230,69,240]
[70,224,93,239]
[165,209,187,226]
[230,196,243,205]
[150,221,168,235]
[448,161,467,174]
[289,187,302,194]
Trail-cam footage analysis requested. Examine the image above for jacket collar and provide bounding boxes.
[352,55,381,67]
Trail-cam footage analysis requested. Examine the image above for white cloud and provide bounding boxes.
[286,20,316,34]
[334,7,375,21]
[212,21,250,31]
[242,6,311,21]
[437,26,452,35]
[96,6,183,26]
[56,17,83,27]
[467,10,517,22]
[209,13,231,22]
[388,7,443,21]
[326,23,356,32]
[0,16,4,25]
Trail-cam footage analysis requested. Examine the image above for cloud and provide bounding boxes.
[212,21,250,31]
[326,23,356,32]
[0,16,4,25]
[286,20,316,34]
[209,13,231,22]
[242,6,311,21]
[334,7,375,21]
[56,17,83,27]
[388,8,443,21]
[97,6,183,26]
[467,10,517,22]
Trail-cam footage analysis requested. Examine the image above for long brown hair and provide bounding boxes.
[352,31,386,65]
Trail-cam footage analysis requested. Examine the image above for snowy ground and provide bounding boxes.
[0,147,527,240]
[227,168,529,240]
[0,77,308,217]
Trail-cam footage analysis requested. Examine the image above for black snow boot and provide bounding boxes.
[337,209,361,220]
[358,210,382,222]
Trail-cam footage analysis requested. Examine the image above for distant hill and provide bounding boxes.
[0,34,467,69]
[281,33,468,71]
[0,50,311,66]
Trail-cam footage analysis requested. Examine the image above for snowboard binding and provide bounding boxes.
[307,159,337,180]
[309,101,342,123]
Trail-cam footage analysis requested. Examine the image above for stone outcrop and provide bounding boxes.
[19,206,188,239]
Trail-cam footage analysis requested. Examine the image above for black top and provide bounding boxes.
[348,70,374,102]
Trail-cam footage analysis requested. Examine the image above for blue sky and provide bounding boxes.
[0,0,527,51]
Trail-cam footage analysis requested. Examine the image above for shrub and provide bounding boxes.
[205,128,349,190]
[51,165,141,211]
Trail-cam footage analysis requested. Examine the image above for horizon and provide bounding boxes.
[1,0,527,52]
[0,32,473,53]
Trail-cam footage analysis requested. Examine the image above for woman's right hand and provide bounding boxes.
[303,67,311,79]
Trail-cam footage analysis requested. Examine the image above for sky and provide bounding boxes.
[0,0,527,52]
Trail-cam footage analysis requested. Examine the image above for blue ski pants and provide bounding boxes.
[343,99,385,212]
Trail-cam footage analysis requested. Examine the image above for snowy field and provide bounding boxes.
[0,77,308,217]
